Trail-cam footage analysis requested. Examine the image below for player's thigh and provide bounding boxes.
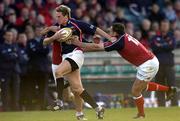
[65,69,84,94]
[55,60,72,77]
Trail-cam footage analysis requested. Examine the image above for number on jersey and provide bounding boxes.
[127,35,139,45]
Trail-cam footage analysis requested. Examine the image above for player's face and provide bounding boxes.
[56,11,67,25]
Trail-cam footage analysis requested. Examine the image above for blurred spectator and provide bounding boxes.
[134,29,150,49]
[149,19,178,106]
[174,28,180,48]
[16,33,29,110]
[151,21,159,32]
[106,0,117,12]
[140,19,151,40]
[10,28,18,43]
[0,30,20,111]
[174,0,180,29]
[125,21,134,35]
[26,26,50,110]
[16,7,29,27]
[74,8,83,19]
[163,1,176,22]
[0,17,4,44]
[104,11,115,27]
[4,8,18,30]
[114,8,128,24]
[148,3,166,23]
[25,25,35,40]
[0,2,5,18]
[45,0,58,11]
[34,0,52,26]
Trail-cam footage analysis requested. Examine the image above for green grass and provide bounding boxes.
[0,107,180,121]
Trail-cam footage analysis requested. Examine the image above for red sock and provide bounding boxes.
[146,82,169,91]
[134,95,145,116]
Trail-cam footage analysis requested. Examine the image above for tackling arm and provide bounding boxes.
[95,27,113,41]
[71,36,105,52]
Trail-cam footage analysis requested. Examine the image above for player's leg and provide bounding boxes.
[144,59,178,101]
[65,69,104,119]
[50,64,64,110]
[132,57,159,118]
[132,79,147,118]
[63,87,87,120]
[54,57,88,120]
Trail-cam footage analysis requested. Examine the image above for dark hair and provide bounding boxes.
[56,5,71,18]
[112,23,125,35]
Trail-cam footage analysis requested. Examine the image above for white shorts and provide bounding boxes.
[62,49,84,69]
[136,56,159,82]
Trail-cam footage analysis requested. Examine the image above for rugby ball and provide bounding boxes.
[57,28,72,42]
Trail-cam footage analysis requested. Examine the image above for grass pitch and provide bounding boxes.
[0,107,180,121]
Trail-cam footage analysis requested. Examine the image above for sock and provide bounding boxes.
[76,112,83,117]
[146,82,169,91]
[80,90,98,109]
[133,95,145,116]
[56,78,64,100]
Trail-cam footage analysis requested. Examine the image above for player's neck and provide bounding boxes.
[62,18,69,26]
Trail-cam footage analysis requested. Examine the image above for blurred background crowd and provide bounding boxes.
[0,0,180,112]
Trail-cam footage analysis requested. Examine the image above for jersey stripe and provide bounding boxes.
[104,34,125,49]
[70,21,83,42]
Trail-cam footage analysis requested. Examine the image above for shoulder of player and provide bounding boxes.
[69,18,86,25]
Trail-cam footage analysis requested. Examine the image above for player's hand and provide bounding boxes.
[110,36,117,42]
[68,36,80,45]
[53,31,67,40]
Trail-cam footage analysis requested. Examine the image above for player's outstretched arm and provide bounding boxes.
[95,27,113,41]
[71,36,104,52]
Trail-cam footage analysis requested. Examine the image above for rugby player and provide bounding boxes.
[70,23,178,118]
[41,26,87,120]
[43,5,113,119]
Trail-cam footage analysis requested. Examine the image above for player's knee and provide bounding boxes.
[55,70,62,78]
[71,87,84,96]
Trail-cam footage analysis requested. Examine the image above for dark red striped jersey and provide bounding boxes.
[47,28,62,65]
[52,41,62,65]
[104,33,154,66]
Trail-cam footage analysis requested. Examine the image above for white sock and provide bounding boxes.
[76,112,84,117]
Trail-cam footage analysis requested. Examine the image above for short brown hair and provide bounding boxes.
[56,5,71,18]
[112,23,125,35]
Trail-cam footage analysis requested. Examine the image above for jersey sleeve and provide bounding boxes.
[104,36,124,52]
[76,20,97,35]
[104,41,114,52]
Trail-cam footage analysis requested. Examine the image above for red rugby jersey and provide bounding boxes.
[104,33,154,66]
[52,41,62,65]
